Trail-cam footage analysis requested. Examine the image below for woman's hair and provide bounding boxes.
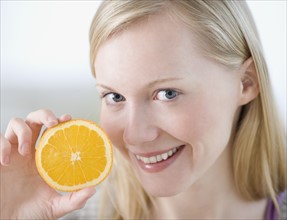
[89,1,286,219]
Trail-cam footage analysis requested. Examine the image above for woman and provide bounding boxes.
[1,1,286,219]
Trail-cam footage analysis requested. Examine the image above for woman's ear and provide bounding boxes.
[238,57,259,105]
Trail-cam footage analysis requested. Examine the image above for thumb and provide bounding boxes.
[52,187,96,218]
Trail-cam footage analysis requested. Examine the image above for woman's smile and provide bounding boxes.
[132,145,186,173]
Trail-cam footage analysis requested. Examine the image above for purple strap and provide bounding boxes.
[265,191,286,220]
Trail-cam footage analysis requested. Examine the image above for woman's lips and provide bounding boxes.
[133,145,185,172]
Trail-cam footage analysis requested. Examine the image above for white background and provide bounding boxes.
[1,0,286,132]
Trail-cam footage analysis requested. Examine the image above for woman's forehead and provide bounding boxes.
[95,12,201,74]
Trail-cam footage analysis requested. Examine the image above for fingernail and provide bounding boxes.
[64,114,72,120]
[48,117,57,122]
[47,117,58,126]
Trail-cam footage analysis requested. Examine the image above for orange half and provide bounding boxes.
[35,119,113,192]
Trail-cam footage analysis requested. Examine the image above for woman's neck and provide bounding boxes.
[149,147,267,219]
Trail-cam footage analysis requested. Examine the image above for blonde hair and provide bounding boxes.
[89,1,286,219]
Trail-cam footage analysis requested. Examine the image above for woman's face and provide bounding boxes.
[95,13,244,196]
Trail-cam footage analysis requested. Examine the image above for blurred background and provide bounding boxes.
[1,0,286,132]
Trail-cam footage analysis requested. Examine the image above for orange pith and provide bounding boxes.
[35,119,113,192]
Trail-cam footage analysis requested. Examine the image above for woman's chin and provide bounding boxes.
[141,183,184,198]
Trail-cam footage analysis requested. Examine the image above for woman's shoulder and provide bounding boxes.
[281,191,287,220]
[265,191,287,220]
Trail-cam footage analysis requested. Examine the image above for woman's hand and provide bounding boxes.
[0,109,96,219]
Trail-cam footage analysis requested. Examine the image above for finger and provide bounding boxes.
[26,109,59,146]
[5,118,33,156]
[26,109,58,129]
[58,114,72,123]
[52,187,96,218]
[0,134,12,165]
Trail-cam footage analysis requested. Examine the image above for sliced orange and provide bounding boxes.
[35,119,113,192]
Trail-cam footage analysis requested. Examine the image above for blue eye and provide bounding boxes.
[103,93,125,104]
[154,89,178,101]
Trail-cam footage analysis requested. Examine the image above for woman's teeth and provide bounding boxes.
[135,146,180,164]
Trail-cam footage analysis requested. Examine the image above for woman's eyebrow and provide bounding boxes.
[96,77,184,91]
[146,77,184,88]
[96,83,114,91]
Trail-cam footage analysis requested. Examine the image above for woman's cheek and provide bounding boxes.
[100,112,129,157]
[159,103,207,143]
[163,100,226,149]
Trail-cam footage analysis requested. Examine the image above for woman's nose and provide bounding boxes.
[123,105,159,146]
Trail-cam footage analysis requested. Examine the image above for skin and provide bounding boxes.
[0,11,265,220]
[95,12,265,219]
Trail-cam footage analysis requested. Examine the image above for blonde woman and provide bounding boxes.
[1,0,286,219]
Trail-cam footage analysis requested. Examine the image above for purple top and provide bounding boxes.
[265,191,286,220]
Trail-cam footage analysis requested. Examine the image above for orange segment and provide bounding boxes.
[35,119,113,192]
